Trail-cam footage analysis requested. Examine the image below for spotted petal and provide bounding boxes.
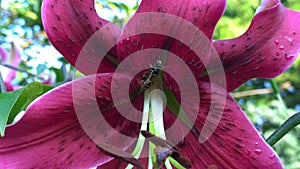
[0,73,142,168]
[212,1,300,91]
[116,0,226,80]
[164,81,284,169]
[136,0,226,40]
[42,0,121,75]
[98,81,283,169]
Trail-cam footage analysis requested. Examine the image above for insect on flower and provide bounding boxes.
[141,60,162,90]
[141,67,159,90]
[3,0,296,168]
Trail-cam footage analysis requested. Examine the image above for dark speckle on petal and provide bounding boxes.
[57,148,64,153]
[55,15,61,21]
[67,152,74,159]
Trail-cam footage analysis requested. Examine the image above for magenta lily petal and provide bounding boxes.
[162,81,283,169]
[0,73,142,168]
[34,0,298,168]
[101,158,149,169]
[0,43,21,91]
[212,1,300,91]
[5,43,21,82]
[42,0,121,75]
[117,0,225,81]
[0,46,7,63]
[100,81,284,169]
[3,81,13,92]
[100,145,150,169]
[41,76,54,85]
[136,0,226,40]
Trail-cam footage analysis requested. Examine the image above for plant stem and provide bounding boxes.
[266,112,300,146]
[0,70,6,93]
[269,79,288,116]
[1,63,45,80]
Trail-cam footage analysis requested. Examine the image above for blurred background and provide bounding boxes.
[0,0,299,168]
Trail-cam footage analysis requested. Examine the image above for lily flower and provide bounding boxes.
[0,0,299,169]
[0,43,21,92]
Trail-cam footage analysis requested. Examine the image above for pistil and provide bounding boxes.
[148,87,172,169]
[125,90,150,169]
[127,61,192,168]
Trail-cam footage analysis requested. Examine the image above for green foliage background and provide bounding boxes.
[0,0,299,168]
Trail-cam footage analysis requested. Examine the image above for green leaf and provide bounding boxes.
[21,84,54,110]
[0,82,43,136]
[50,67,64,83]
[58,57,69,64]
[42,84,54,92]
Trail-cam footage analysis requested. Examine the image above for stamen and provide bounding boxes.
[142,131,192,169]
[154,146,173,163]
[96,144,143,169]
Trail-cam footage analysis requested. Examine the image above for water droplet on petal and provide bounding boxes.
[279,45,284,50]
[245,149,252,156]
[253,67,260,71]
[254,142,259,145]
[254,149,262,155]
[275,52,280,56]
[274,40,280,45]
[285,55,295,61]
[269,154,276,160]
[272,161,279,167]
[126,37,130,41]
[285,36,293,42]
[292,31,296,35]
[207,165,218,169]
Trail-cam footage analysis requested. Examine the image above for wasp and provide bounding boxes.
[140,59,164,91]
[141,65,160,91]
